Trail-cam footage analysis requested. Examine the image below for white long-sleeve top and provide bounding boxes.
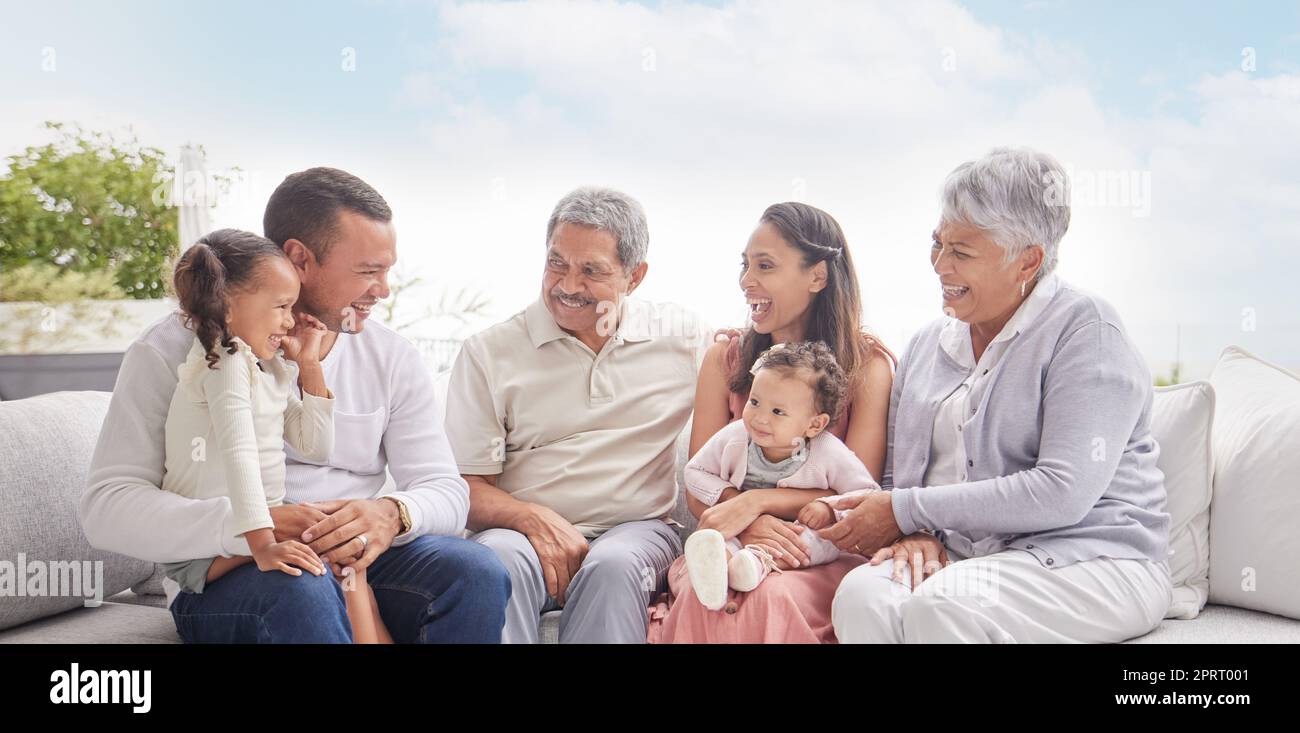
[162,336,334,538]
[81,312,471,568]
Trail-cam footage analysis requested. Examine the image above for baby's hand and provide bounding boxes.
[797,500,835,530]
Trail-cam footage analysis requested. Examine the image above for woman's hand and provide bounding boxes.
[734,514,811,569]
[697,490,766,540]
[869,532,951,590]
[280,313,329,365]
[817,490,902,556]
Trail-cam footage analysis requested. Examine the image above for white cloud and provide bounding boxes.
[5,1,1295,376]
[368,0,1298,377]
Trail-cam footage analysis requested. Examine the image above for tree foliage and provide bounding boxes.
[0,122,178,299]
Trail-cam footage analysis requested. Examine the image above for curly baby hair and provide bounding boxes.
[752,340,849,423]
[172,228,289,369]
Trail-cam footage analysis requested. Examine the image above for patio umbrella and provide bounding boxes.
[176,144,210,252]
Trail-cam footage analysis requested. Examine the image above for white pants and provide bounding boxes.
[832,548,1172,643]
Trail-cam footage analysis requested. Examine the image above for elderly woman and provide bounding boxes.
[823,147,1172,643]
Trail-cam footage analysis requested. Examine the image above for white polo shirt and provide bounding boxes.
[445,296,710,537]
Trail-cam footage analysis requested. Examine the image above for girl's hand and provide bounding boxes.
[735,514,811,569]
[280,313,329,365]
[697,490,766,539]
[251,539,326,577]
[869,532,951,590]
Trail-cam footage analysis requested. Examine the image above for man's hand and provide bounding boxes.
[301,498,402,572]
[817,490,903,556]
[519,504,589,606]
[269,504,329,545]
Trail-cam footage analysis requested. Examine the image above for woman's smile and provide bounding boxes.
[941,282,971,302]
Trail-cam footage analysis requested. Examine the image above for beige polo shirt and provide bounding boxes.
[445,296,710,537]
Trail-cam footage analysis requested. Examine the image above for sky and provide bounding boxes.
[2,0,1298,378]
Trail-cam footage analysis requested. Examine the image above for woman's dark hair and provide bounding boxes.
[172,228,288,369]
[729,202,895,399]
[753,340,850,423]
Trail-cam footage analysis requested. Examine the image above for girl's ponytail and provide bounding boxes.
[172,228,286,368]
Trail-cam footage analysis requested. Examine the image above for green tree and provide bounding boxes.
[0,122,178,299]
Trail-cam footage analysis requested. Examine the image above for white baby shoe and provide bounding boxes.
[727,544,783,592]
[685,529,730,611]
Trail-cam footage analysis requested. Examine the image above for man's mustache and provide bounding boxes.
[550,289,594,304]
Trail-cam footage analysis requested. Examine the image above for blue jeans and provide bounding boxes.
[170,535,511,643]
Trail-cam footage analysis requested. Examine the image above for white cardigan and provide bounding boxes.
[162,336,334,539]
[80,313,471,570]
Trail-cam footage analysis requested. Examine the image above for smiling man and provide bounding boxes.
[445,186,711,643]
[81,167,510,643]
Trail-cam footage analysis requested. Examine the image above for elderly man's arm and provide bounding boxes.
[446,338,590,603]
[465,473,588,604]
[890,320,1150,536]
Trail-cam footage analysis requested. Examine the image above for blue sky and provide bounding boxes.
[3,1,1298,376]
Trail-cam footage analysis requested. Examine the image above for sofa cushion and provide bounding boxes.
[0,598,180,643]
[1207,347,1300,619]
[1150,382,1214,619]
[1124,603,1300,644]
[0,391,156,630]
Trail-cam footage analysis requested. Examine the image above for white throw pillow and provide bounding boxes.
[1150,382,1214,619]
[1207,346,1300,619]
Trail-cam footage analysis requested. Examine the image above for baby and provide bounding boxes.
[683,340,880,611]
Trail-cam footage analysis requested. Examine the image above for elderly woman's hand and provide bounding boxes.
[870,532,951,590]
[817,490,902,556]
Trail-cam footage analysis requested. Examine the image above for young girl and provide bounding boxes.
[683,340,880,611]
[162,228,390,644]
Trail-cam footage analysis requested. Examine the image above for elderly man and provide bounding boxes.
[824,147,1172,643]
[445,187,710,643]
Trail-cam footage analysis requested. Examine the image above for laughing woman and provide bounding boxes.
[826,147,1172,643]
[647,202,895,644]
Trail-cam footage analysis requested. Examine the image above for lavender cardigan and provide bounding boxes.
[885,280,1171,570]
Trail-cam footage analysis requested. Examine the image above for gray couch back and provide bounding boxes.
[0,391,156,630]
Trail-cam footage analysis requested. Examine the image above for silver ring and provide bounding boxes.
[357,534,369,550]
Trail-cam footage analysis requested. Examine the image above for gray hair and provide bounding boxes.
[940,146,1071,280]
[545,186,649,272]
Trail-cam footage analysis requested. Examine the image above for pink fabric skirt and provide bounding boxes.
[647,552,868,644]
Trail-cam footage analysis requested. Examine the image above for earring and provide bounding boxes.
[1019,281,1027,297]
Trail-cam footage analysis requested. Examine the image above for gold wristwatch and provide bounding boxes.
[381,495,412,536]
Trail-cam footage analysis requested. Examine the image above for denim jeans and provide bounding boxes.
[170,535,511,643]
